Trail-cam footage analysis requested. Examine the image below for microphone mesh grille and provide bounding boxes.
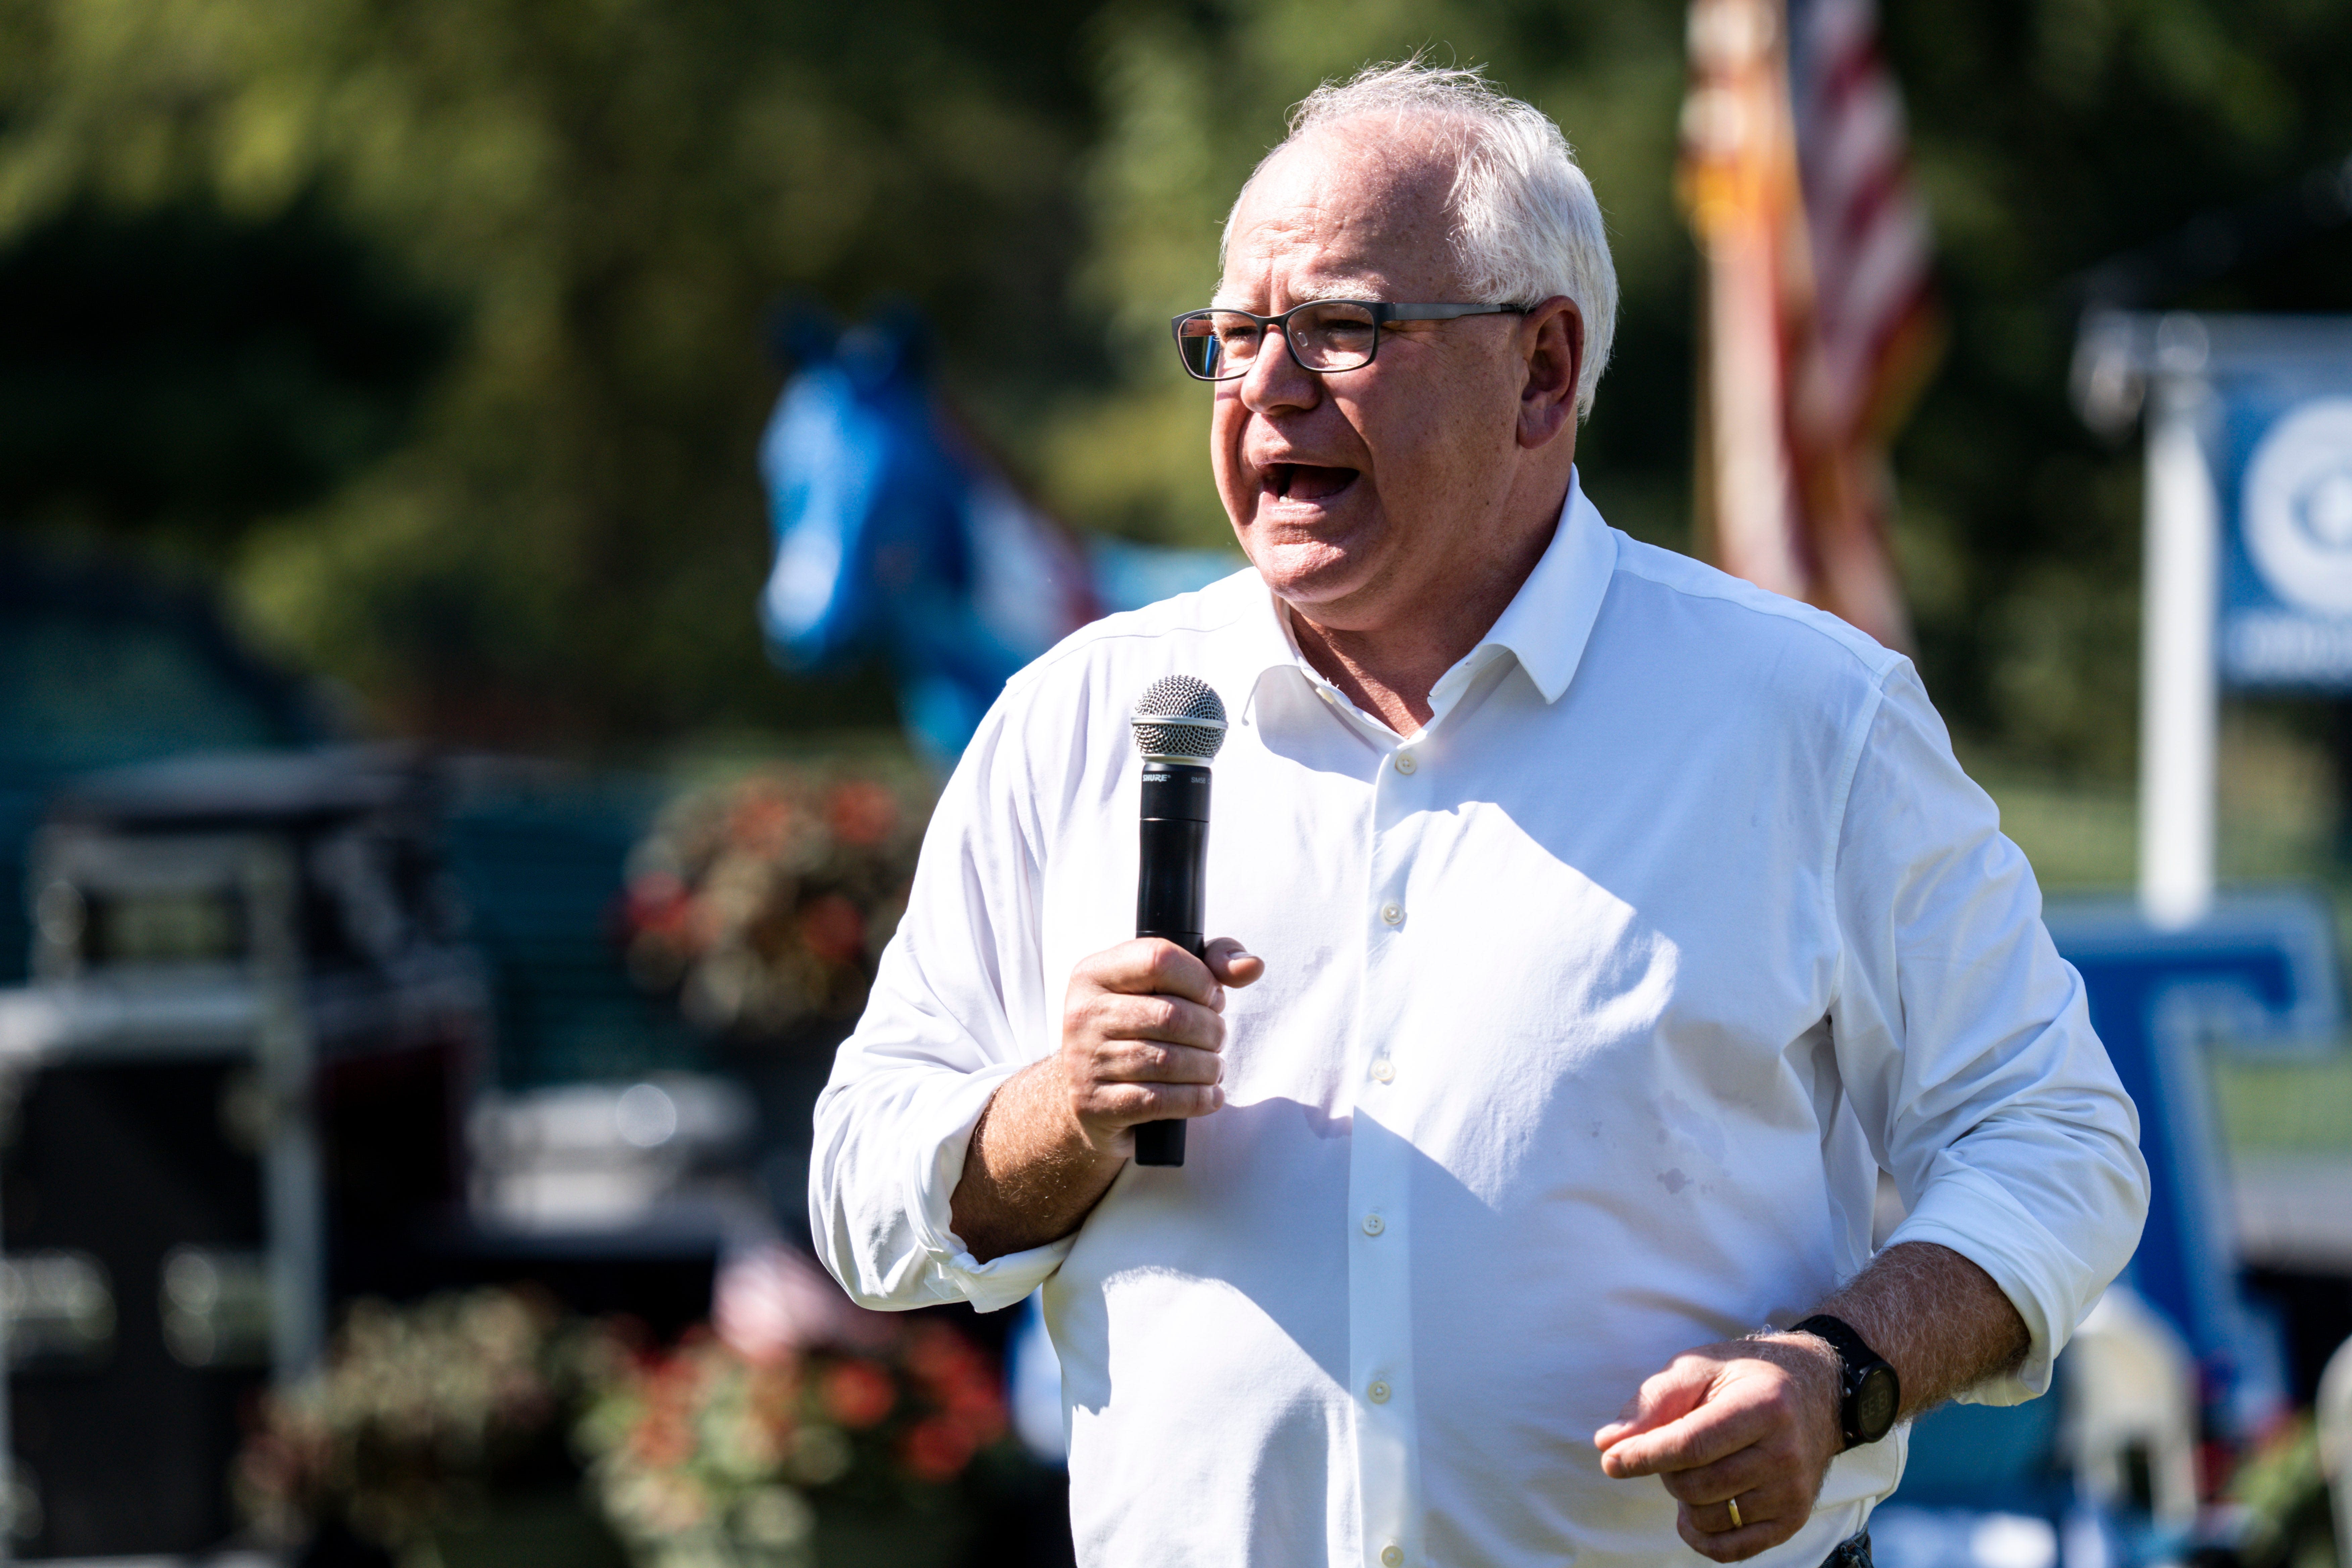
[1131,675,1228,763]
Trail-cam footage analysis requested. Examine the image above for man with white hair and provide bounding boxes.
[812,62,2147,1568]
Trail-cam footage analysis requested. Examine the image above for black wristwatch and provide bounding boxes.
[1792,1315,1900,1449]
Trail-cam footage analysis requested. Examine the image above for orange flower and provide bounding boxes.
[901,1322,966,1379]
[826,781,897,847]
[819,1359,895,1430]
[745,1363,802,1411]
[942,1380,1007,1444]
[729,784,799,856]
[631,1410,695,1469]
[798,894,865,967]
[626,869,689,919]
[900,1415,978,1483]
[894,1324,1007,1452]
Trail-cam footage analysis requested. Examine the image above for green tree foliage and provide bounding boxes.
[0,198,450,550]
[0,0,1101,743]
[3,0,2350,770]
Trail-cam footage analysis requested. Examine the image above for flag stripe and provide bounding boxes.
[1790,0,1935,445]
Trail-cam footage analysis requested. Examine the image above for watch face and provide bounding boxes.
[1854,1366,1899,1442]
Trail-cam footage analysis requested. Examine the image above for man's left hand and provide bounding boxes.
[1594,1335,1844,1563]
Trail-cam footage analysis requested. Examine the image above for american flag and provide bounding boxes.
[1678,0,1939,650]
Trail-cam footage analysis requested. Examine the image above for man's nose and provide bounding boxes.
[1236,325,1320,413]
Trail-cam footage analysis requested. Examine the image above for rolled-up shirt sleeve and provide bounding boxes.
[1828,664,2150,1404]
[808,694,1075,1314]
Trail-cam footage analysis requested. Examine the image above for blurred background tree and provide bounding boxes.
[0,0,1105,744]
[3,0,2351,790]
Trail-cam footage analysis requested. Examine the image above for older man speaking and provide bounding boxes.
[812,62,2147,1568]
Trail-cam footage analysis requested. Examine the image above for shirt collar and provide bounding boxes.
[1468,468,1616,706]
[1230,467,1617,725]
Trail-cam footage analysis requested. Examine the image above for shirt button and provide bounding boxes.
[1370,1058,1395,1083]
[1361,1212,1385,1236]
[1382,1546,1405,1567]
[1393,752,1417,774]
[1368,1380,1391,1404]
[1379,902,1403,925]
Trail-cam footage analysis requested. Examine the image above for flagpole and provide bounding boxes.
[2139,371,2218,928]
[1681,0,1806,602]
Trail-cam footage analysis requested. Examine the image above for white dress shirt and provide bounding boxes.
[811,475,2149,1568]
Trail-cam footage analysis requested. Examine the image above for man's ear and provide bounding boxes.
[1517,296,1583,451]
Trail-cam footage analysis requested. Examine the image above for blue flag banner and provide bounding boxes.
[2208,335,2352,689]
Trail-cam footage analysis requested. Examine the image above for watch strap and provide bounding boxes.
[1791,1314,1896,1447]
[1792,1314,1878,1374]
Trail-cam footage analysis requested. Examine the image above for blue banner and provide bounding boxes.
[2215,374,2352,688]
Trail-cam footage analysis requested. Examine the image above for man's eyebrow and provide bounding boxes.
[1209,281,1382,308]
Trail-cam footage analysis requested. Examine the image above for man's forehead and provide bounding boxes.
[1217,123,1461,302]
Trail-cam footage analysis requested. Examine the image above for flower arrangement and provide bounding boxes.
[234,1262,1012,1568]
[573,1313,1009,1568]
[236,1287,581,1556]
[621,764,932,1039]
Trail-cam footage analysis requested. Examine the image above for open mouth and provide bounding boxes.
[1263,462,1360,503]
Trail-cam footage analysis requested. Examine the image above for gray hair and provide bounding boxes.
[1224,60,1618,419]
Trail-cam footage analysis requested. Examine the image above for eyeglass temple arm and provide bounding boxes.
[1377,302,1527,322]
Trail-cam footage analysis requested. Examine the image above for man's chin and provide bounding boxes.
[1241,537,1387,622]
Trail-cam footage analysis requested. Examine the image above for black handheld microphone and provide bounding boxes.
[1128,675,1229,1168]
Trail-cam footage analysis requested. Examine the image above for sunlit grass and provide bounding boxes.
[2212,1055,2352,1155]
[1965,706,2339,895]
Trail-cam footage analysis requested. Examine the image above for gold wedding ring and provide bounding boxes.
[1727,1499,1743,1530]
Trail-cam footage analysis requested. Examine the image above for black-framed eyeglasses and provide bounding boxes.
[1170,299,1528,382]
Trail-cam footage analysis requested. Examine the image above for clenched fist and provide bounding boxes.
[1056,935,1263,1156]
[1596,1334,1845,1562]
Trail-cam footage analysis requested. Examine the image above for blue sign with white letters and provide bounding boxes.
[2215,376,2352,688]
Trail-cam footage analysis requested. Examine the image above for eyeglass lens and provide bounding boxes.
[1176,302,1381,380]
